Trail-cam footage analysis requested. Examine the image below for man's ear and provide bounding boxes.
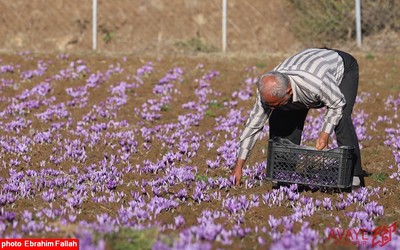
[287,86,292,95]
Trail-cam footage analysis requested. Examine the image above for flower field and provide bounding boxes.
[0,52,399,249]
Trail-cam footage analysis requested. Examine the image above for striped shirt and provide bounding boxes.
[238,48,345,160]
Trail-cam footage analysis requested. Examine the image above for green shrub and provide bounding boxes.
[287,0,353,44]
[287,0,400,44]
[361,0,400,36]
[174,37,216,53]
[372,172,388,182]
[105,228,158,250]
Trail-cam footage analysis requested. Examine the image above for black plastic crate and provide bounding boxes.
[266,138,354,189]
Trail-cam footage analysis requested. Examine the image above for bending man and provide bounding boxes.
[231,48,365,188]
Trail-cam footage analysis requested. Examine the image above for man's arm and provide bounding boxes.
[285,70,345,149]
[231,90,271,186]
[317,78,346,149]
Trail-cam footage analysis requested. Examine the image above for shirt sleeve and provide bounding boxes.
[238,89,271,160]
[319,77,346,135]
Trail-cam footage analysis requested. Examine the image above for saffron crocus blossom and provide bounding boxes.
[270,222,319,249]
[1,64,15,73]
[1,53,398,249]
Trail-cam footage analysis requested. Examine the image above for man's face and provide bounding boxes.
[259,75,293,110]
[261,91,292,110]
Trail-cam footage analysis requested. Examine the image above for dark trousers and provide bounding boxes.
[269,49,364,177]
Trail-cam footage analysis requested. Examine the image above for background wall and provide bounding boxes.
[0,0,398,55]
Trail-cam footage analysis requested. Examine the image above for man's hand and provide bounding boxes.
[230,159,245,187]
[316,132,330,150]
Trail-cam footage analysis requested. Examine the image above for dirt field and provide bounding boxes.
[0,1,400,248]
[0,49,399,249]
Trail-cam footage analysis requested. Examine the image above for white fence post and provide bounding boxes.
[355,0,362,47]
[92,0,97,51]
[222,0,227,52]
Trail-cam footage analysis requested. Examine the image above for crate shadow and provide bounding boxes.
[271,181,353,194]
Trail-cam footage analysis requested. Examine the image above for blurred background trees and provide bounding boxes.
[287,0,400,46]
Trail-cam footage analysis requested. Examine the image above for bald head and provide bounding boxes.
[257,71,292,107]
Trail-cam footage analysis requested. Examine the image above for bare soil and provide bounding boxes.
[0,1,399,248]
[0,51,399,249]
